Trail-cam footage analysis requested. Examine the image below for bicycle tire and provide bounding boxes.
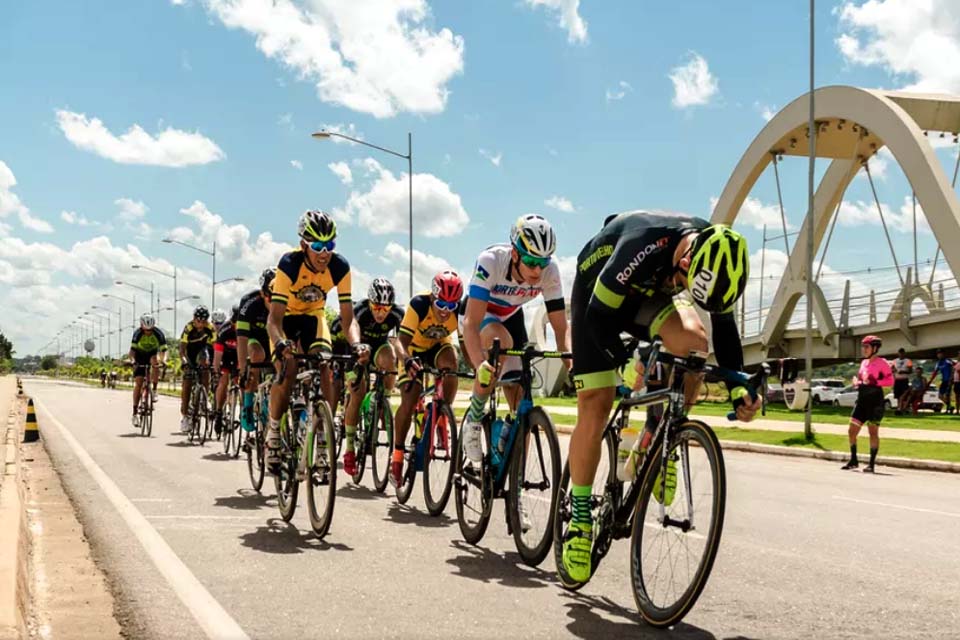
[553,429,618,590]
[275,412,300,522]
[247,409,266,493]
[143,406,153,438]
[222,406,233,455]
[422,402,458,516]
[454,418,492,545]
[198,389,212,445]
[231,392,243,458]
[371,396,392,494]
[395,414,418,505]
[630,420,725,628]
[306,399,338,538]
[508,407,560,567]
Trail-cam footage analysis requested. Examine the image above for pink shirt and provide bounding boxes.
[857,357,894,388]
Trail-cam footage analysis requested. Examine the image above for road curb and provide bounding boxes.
[0,387,31,640]
[552,423,960,473]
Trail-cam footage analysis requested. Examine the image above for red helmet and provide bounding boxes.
[861,335,882,348]
[431,270,463,303]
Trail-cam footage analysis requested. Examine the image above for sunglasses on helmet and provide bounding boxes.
[433,298,458,312]
[308,239,336,253]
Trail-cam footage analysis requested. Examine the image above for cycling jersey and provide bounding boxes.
[272,249,352,316]
[933,358,954,383]
[214,322,238,371]
[468,243,565,323]
[571,211,743,390]
[180,321,216,348]
[399,293,458,352]
[330,298,405,346]
[236,289,268,340]
[856,357,893,387]
[130,327,167,354]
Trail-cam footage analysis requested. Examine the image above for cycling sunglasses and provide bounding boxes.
[516,246,551,269]
[433,298,458,312]
[308,239,336,253]
[369,302,393,313]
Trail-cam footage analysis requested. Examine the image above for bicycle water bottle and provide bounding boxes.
[617,424,642,482]
[490,418,505,467]
[497,415,514,457]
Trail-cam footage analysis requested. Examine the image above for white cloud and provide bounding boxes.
[61,210,94,226]
[524,0,588,44]
[291,159,304,171]
[380,241,452,294]
[711,195,791,231]
[56,110,225,167]
[328,161,353,185]
[605,80,632,103]
[754,102,778,122]
[332,158,469,238]
[278,112,294,129]
[115,197,148,221]
[318,122,364,144]
[545,195,575,213]
[0,160,53,233]
[479,148,502,167]
[198,0,464,118]
[836,195,931,234]
[836,0,960,94]
[669,52,719,109]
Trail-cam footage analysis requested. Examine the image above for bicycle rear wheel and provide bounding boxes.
[198,390,212,445]
[553,429,618,590]
[306,400,338,538]
[454,417,492,544]
[630,420,726,628]
[222,407,234,455]
[229,389,242,458]
[247,404,266,493]
[395,415,418,505]
[423,402,458,516]
[370,396,392,494]
[275,413,300,522]
[508,408,560,567]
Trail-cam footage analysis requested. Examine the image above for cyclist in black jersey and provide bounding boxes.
[178,305,217,434]
[237,269,275,442]
[560,210,761,585]
[127,313,168,428]
[330,278,405,475]
[212,308,239,436]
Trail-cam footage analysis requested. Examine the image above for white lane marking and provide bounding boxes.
[37,403,250,640]
[832,495,960,519]
[146,515,263,520]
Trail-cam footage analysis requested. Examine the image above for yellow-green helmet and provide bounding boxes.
[687,224,749,313]
[298,209,337,242]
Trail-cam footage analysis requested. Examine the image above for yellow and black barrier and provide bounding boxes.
[23,398,39,443]
[16,377,23,396]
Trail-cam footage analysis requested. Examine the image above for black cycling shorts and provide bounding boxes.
[133,350,159,378]
[282,314,331,354]
[851,385,885,426]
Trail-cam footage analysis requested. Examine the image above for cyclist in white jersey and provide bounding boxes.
[460,215,572,466]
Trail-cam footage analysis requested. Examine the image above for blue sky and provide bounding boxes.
[2,0,959,356]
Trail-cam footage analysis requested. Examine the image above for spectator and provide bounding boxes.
[927,349,955,414]
[892,348,913,415]
[841,336,893,473]
[909,366,927,416]
[953,352,960,415]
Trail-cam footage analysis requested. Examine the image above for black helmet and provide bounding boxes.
[259,267,276,294]
[193,305,209,320]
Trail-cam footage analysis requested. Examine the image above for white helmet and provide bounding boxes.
[212,308,227,324]
[510,214,556,258]
[140,313,156,329]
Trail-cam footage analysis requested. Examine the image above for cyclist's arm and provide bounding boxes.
[710,312,744,382]
[179,325,189,360]
[461,296,487,371]
[546,307,571,352]
[236,336,249,367]
[266,300,286,350]
[340,300,360,346]
[397,332,414,361]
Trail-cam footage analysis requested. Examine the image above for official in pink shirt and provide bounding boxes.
[841,335,893,473]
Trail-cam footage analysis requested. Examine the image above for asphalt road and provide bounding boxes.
[24,378,960,639]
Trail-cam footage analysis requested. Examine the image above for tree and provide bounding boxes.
[0,332,13,360]
[40,355,59,371]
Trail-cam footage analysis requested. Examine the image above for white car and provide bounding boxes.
[832,386,859,408]
[810,379,847,405]
[885,389,944,413]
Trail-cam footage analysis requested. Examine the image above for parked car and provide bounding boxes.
[885,389,944,413]
[832,386,859,408]
[765,383,784,404]
[810,379,846,405]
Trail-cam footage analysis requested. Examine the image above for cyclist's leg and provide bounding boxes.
[462,319,512,461]
[215,367,228,412]
[500,310,528,412]
[393,361,423,480]
[180,358,193,417]
[342,341,370,473]
[383,337,401,392]
[243,339,266,433]
[652,299,708,410]
[844,401,866,468]
[435,344,459,400]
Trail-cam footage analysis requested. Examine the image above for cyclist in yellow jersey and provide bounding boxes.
[391,270,463,487]
[266,209,369,471]
[179,305,217,434]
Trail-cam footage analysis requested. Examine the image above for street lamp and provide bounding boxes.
[91,305,117,358]
[132,264,177,334]
[103,293,136,333]
[116,280,154,315]
[313,129,414,298]
[162,238,216,310]
[85,310,111,359]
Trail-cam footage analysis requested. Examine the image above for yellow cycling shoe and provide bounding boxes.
[653,456,678,506]
[560,522,593,585]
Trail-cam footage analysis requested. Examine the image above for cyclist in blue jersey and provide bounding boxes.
[928,349,955,413]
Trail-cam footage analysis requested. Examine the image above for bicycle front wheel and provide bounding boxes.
[371,397,393,494]
[395,416,418,505]
[422,402,458,516]
[454,418,492,545]
[306,400,338,538]
[630,420,726,628]
[230,390,243,458]
[247,408,266,493]
[275,415,300,522]
[508,408,560,567]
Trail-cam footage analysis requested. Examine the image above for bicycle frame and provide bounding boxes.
[418,367,460,462]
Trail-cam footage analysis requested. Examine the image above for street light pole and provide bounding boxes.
[312,129,415,298]
[162,238,216,313]
[132,264,178,338]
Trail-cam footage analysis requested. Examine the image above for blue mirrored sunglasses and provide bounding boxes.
[308,239,336,253]
[433,298,458,311]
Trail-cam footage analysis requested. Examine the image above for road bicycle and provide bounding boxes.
[395,366,464,516]
[347,365,395,493]
[454,339,567,566]
[552,339,776,628]
[219,372,243,458]
[185,363,215,445]
[125,361,166,438]
[245,362,274,493]
[272,352,355,537]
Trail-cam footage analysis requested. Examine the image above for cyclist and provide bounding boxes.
[127,313,167,427]
[212,307,239,437]
[560,211,759,585]
[100,368,107,388]
[892,348,913,415]
[460,215,570,470]
[179,305,217,434]
[392,270,463,487]
[237,268,275,446]
[330,277,405,476]
[841,335,893,473]
[927,348,955,413]
[266,210,368,472]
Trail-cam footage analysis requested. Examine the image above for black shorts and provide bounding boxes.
[851,386,885,425]
[481,310,528,376]
[893,378,909,399]
[282,314,331,354]
[400,342,456,386]
[133,350,159,378]
[333,337,390,360]
[219,352,238,374]
[570,273,683,391]
[243,329,272,361]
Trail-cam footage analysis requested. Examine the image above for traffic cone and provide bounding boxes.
[23,398,39,443]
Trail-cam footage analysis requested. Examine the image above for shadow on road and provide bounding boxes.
[559,591,719,640]
[165,440,202,448]
[383,502,455,528]
[238,518,354,554]
[116,433,145,438]
[213,489,275,511]
[445,539,556,589]
[202,451,238,462]
[337,483,385,501]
